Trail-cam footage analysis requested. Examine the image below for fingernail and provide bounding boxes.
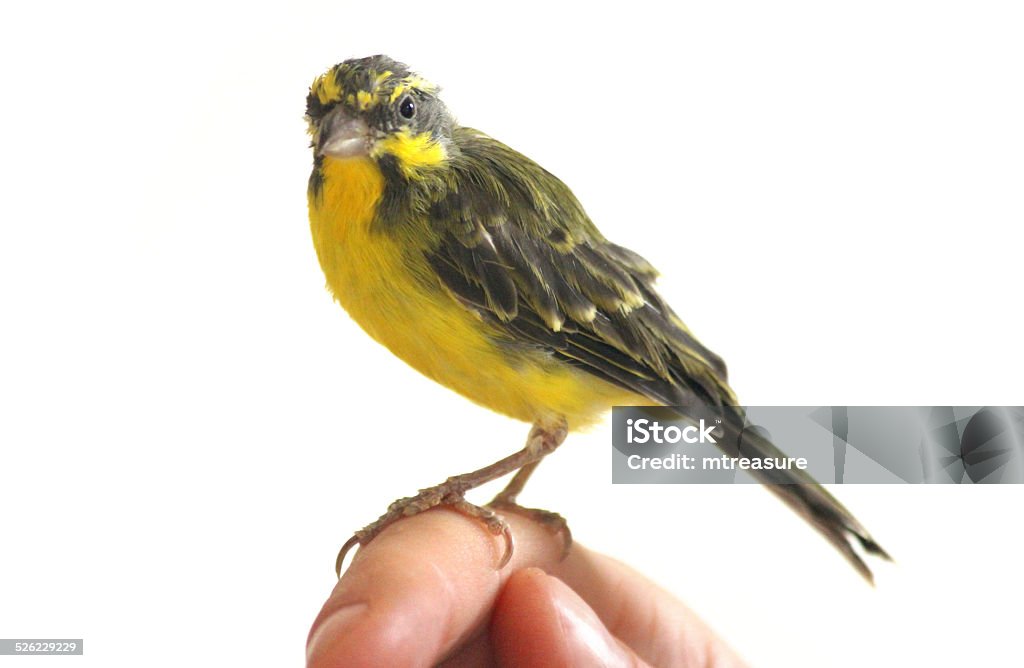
[306,603,368,667]
[547,577,632,666]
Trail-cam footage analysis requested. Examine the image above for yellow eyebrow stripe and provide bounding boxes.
[373,70,392,89]
[389,75,438,103]
[312,68,437,110]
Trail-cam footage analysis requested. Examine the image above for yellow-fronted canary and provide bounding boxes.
[305,55,889,581]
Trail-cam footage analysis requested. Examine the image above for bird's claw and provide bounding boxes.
[489,500,573,562]
[334,533,363,576]
[450,497,516,568]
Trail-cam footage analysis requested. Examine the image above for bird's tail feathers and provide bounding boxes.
[678,404,892,583]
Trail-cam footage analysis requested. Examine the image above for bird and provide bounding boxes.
[305,55,890,581]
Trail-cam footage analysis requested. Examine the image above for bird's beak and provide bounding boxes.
[318,107,371,159]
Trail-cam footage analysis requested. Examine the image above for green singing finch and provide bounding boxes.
[305,55,890,580]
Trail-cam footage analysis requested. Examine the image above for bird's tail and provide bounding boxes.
[705,404,892,583]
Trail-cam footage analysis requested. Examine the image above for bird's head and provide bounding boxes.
[305,55,454,179]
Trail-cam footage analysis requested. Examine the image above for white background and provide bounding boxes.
[1,1,1022,666]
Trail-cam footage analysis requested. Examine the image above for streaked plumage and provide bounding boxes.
[306,55,889,580]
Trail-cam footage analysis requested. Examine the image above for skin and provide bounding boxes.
[306,511,748,667]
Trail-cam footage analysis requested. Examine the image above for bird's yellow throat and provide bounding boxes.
[310,157,383,242]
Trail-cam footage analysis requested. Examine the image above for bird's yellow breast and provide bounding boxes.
[308,157,639,428]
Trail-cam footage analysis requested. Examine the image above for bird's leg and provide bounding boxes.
[335,417,567,575]
[489,460,542,506]
[489,418,573,559]
[490,418,567,505]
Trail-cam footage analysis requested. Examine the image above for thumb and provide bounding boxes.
[492,568,649,667]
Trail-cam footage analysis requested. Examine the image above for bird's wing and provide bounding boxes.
[425,129,729,407]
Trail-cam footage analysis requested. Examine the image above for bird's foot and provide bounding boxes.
[335,478,514,575]
[334,418,570,576]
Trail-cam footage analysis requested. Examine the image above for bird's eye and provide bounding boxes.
[399,96,416,119]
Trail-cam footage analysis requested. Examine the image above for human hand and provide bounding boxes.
[307,508,747,667]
